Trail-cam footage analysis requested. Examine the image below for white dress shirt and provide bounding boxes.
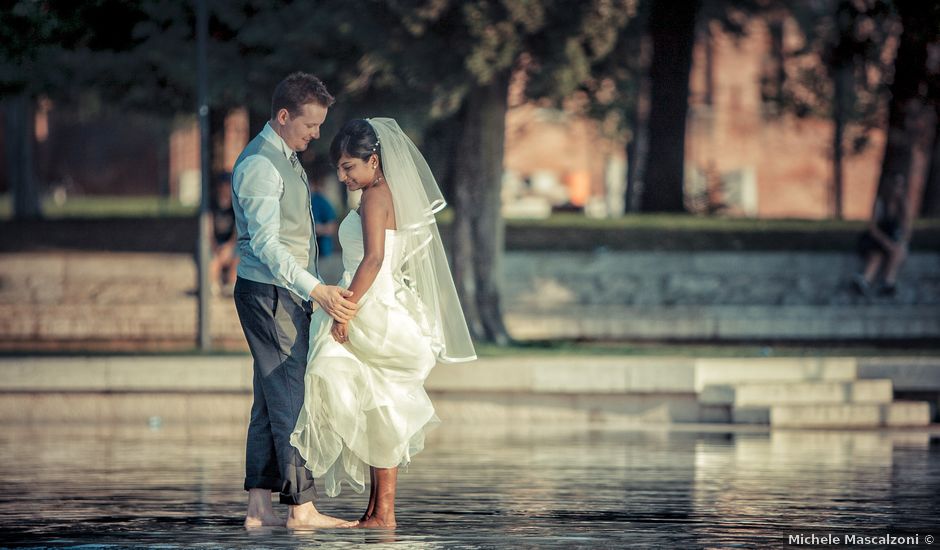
[233,122,320,301]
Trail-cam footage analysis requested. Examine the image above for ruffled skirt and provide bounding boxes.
[290,281,439,497]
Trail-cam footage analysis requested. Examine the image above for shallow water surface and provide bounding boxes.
[0,415,938,548]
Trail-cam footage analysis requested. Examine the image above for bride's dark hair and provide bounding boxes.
[330,119,381,167]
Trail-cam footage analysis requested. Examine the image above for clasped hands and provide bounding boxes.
[310,284,357,344]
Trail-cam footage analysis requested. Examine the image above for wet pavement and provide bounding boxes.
[0,411,938,548]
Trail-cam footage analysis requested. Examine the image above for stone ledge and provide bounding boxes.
[3,251,940,344]
[506,306,940,340]
[857,358,940,391]
[693,357,857,391]
[2,355,936,396]
[700,379,893,406]
[0,356,253,392]
[770,401,932,428]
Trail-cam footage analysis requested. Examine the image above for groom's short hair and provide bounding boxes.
[271,72,335,118]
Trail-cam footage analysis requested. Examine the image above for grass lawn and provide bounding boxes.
[4,193,940,228]
[471,340,940,358]
[0,194,197,219]
[2,194,938,251]
[3,340,937,358]
[505,211,940,231]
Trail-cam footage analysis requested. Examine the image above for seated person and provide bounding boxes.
[853,176,911,297]
[210,172,239,295]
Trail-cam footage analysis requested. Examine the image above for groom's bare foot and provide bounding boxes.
[285,512,348,529]
[286,502,349,529]
[244,512,284,528]
[337,519,360,528]
[333,510,372,528]
[245,488,284,528]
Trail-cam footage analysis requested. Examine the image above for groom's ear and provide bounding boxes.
[275,108,290,125]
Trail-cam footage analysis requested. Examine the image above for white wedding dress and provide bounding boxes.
[290,210,440,497]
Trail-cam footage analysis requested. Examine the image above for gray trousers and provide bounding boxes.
[234,276,317,505]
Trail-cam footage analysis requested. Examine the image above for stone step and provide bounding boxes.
[700,379,893,407]
[858,358,940,392]
[693,358,857,392]
[769,401,932,428]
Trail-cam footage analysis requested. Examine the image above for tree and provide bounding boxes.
[3,94,39,219]
[578,0,700,214]
[764,0,896,219]
[0,0,151,218]
[577,2,651,213]
[640,0,700,212]
[873,0,939,209]
[923,117,940,217]
[922,13,940,218]
[334,0,636,344]
[769,0,940,219]
[3,0,638,343]
[598,0,774,213]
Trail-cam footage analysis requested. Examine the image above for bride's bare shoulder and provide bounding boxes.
[359,186,395,230]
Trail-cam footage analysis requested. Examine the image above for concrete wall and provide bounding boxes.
[501,250,940,340]
[0,250,937,348]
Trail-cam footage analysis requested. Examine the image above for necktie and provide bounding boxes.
[289,152,308,184]
[291,151,319,279]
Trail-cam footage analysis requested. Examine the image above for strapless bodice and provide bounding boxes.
[337,210,401,296]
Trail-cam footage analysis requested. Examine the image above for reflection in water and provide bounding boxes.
[0,412,938,547]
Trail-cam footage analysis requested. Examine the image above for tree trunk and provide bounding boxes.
[423,116,461,206]
[210,106,227,176]
[703,26,715,107]
[873,1,932,203]
[451,77,511,345]
[625,35,652,213]
[832,63,850,219]
[639,0,699,212]
[921,109,940,217]
[4,94,42,220]
[764,17,786,106]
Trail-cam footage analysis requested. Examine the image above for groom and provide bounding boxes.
[231,72,357,528]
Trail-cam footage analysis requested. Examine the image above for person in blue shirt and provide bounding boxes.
[310,178,338,257]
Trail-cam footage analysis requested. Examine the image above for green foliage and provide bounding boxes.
[763,0,897,153]
[580,0,777,139]
[0,0,146,96]
[1,0,640,135]
[334,0,636,123]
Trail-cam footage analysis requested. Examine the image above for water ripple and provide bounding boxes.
[0,420,938,548]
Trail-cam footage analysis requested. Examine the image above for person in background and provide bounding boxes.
[209,172,239,296]
[853,175,912,297]
[310,177,338,257]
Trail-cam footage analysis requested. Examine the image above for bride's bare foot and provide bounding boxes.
[355,514,396,529]
[355,467,397,529]
[286,502,350,529]
[355,510,396,529]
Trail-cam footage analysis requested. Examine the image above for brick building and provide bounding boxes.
[4,20,899,221]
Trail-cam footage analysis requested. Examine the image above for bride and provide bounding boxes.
[290,118,476,528]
